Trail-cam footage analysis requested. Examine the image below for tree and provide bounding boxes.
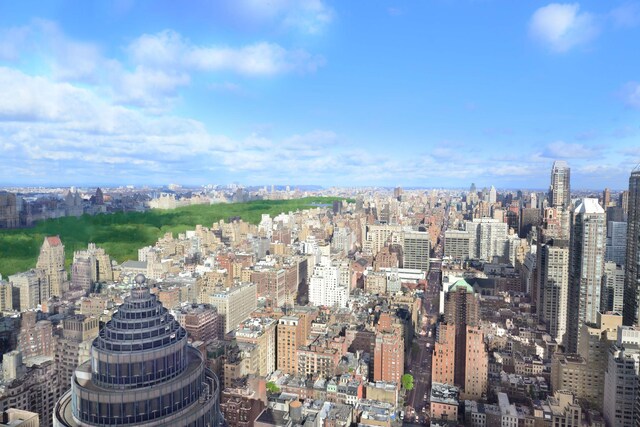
[266,381,280,393]
[401,374,414,391]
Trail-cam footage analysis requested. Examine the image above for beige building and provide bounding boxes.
[36,236,66,297]
[0,281,13,312]
[55,315,99,397]
[0,409,39,427]
[208,283,257,334]
[9,270,46,311]
[235,317,277,376]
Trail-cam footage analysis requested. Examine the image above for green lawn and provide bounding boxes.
[0,197,345,278]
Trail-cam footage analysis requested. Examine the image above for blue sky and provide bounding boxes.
[0,1,639,189]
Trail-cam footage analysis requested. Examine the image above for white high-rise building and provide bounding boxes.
[308,258,349,308]
[488,186,497,204]
[568,198,606,353]
[466,218,509,262]
[539,239,570,346]
[549,160,571,209]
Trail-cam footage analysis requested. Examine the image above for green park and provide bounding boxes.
[0,197,344,278]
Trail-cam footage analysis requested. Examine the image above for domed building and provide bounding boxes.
[54,275,221,426]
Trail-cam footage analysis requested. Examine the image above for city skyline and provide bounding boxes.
[1,1,640,188]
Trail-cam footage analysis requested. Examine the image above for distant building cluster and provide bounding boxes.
[1,161,640,426]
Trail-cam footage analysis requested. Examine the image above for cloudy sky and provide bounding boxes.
[0,1,639,189]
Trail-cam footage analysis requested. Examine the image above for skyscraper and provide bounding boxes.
[549,161,571,210]
[567,198,606,352]
[53,275,221,426]
[624,167,640,326]
[36,236,66,298]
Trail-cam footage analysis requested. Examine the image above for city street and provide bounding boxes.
[404,219,446,424]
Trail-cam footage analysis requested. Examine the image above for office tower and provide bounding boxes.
[9,270,46,311]
[308,260,349,308]
[55,315,99,397]
[549,160,571,209]
[71,244,113,290]
[432,280,487,400]
[603,262,625,313]
[539,238,570,345]
[624,168,640,326]
[488,185,497,204]
[36,236,66,298]
[603,188,611,208]
[443,230,471,261]
[603,326,640,427]
[208,283,257,335]
[0,191,19,229]
[606,221,628,265]
[174,304,221,344]
[567,199,606,353]
[402,230,431,272]
[621,190,630,218]
[373,313,405,384]
[54,275,221,426]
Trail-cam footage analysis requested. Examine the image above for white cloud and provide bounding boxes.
[233,0,334,34]
[622,81,640,109]
[541,141,599,158]
[128,30,325,76]
[610,2,640,28]
[529,3,599,52]
[0,26,30,60]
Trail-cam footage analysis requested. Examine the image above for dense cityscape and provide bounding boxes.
[2,0,640,426]
[0,161,638,426]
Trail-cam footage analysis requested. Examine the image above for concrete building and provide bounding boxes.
[0,191,19,229]
[9,271,46,311]
[308,260,349,308]
[209,283,258,335]
[36,236,66,298]
[603,326,640,427]
[55,315,99,397]
[466,218,509,262]
[624,167,640,326]
[174,303,221,344]
[539,238,570,346]
[0,281,13,312]
[0,409,39,427]
[276,316,303,376]
[71,243,113,290]
[402,230,430,272]
[603,262,625,313]
[53,275,222,426]
[17,312,55,359]
[444,230,471,261]
[567,198,606,353]
[235,317,277,377]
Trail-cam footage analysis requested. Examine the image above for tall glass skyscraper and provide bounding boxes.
[624,167,640,326]
[54,275,221,426]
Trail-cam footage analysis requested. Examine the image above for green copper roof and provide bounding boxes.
[448,279,474,293]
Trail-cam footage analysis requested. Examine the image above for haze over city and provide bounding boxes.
[1,1,639,188]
